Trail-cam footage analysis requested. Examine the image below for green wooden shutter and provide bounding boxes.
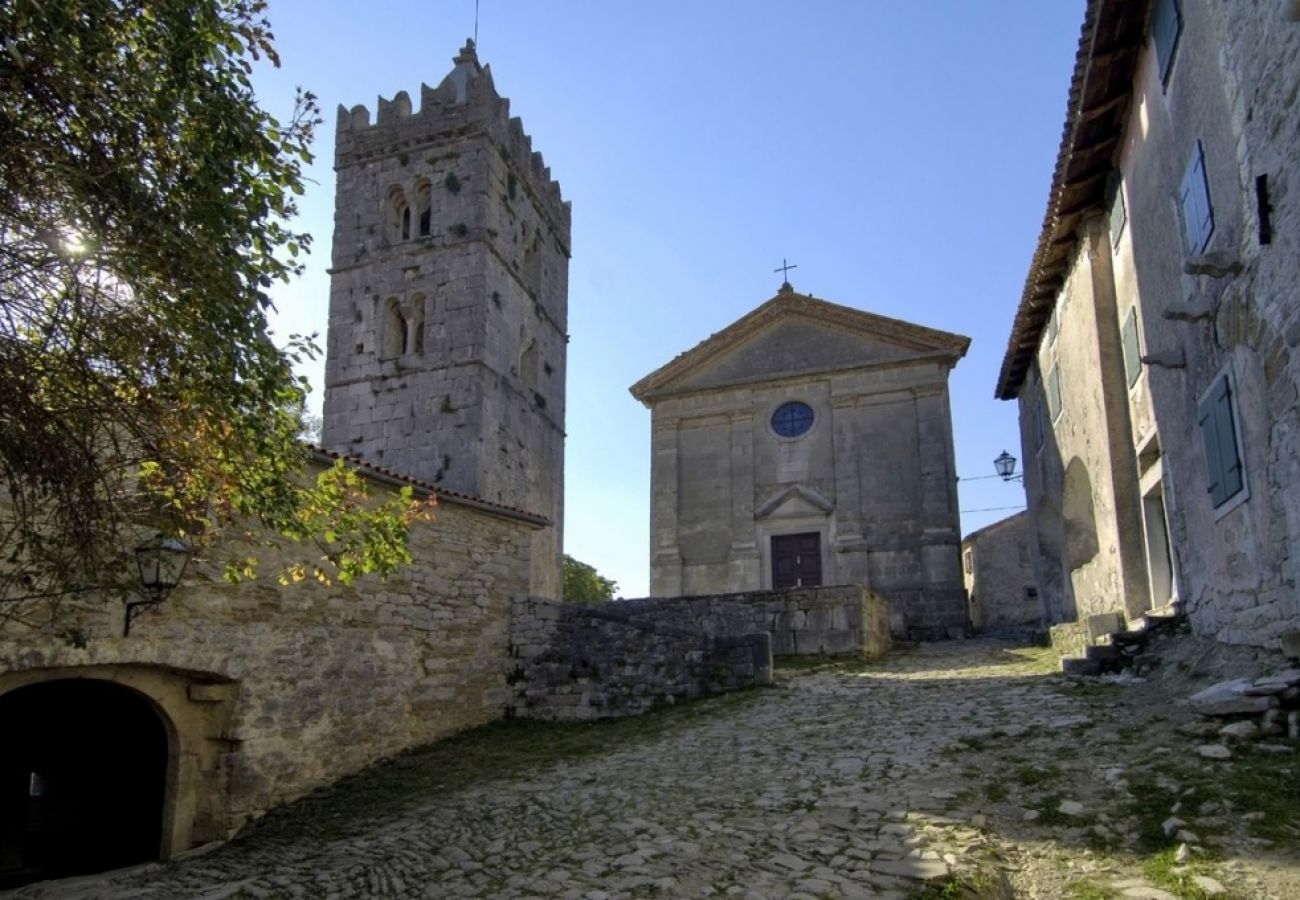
[1109,176,1127,247]
[1121,308,1141,387]
[1212,377,1244,501]
[1199,375,1244,508]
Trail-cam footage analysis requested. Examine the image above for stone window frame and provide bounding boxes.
[769,400,816,440]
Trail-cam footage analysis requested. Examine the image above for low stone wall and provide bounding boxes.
[612,585,891,658]
[509,598,772,720]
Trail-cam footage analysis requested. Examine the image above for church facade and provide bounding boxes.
[631,286,971,639]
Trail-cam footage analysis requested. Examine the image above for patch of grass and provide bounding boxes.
[1213,748,1300,844]
[984,781,1009,803]
[906,871,1000,899]
[1016,763,1062,786]
[1065,880,1117,900]
[1142,847,1222,899]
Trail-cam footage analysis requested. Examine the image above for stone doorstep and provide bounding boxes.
[1061,609,1186,678]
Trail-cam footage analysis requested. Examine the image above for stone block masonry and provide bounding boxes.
[509,597,772,721]
[615,585,892,659]
[0,458,541,855]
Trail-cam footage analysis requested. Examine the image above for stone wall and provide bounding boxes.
[0,463,537,853]
[612,585,891,658]
[1108,0,1300,647]
[963,512,1040,629]
[508,597,772,721]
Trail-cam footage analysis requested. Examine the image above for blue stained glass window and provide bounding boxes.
[771,401,814,438]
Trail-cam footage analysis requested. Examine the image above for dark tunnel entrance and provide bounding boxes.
[0,679,168,888]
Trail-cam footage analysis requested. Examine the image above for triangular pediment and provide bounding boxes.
[756,485,835,520]
[630,290,969,402]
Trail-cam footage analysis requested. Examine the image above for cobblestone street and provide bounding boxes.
[14,637,1300,899]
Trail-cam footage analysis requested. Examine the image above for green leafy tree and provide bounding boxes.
[562,555,618,603]
[0,0,428,623]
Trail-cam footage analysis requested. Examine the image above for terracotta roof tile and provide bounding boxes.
[303,443,550,526]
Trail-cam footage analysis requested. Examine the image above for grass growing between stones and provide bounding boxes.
[238,687,767,844]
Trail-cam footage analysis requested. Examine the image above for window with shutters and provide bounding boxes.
[1197,370,1247,514]
[1180,140,1214,253]
[1120,307,1142,387]
[1046,364,1063,423]
[1109,176,1127,248]
[1152,0,1182,86]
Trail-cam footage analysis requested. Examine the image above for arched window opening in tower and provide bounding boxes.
[388,187,410,243]
[416,182,432,237]
[384,300,407,359]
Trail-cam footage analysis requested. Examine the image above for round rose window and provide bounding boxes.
[771,401,814,438]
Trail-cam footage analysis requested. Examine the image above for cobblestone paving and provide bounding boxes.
[16,638,1299,899]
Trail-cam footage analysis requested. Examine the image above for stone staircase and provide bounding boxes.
[1059,606,1185,677]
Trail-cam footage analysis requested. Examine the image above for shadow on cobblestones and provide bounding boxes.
[244,685,770,846]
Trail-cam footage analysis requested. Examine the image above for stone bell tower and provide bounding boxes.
[321,40,570,597]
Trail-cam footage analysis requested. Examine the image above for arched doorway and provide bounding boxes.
[0,679,169,888]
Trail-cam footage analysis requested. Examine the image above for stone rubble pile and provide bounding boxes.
[1183,669,1300,758]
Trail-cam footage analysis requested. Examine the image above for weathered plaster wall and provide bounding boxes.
[1018,223,1150,627]
[0,474,536,849]
[508,598,772,721]
[962,512,1039,629]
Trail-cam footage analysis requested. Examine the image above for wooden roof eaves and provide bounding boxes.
[994,0,1147,400]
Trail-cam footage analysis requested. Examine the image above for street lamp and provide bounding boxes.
[993,450,1020,482]
[125,533,191,636]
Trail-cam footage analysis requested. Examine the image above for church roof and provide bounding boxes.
[629,286,970,403]
[994,0,1147,399]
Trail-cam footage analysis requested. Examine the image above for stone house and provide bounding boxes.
[996,0,1300,648]
[961,512,1039,630]
[631,285,971,640]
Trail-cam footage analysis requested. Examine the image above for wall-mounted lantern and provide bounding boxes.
[124,533,191,636]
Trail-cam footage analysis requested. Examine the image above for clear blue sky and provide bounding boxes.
[252,1,1085,598]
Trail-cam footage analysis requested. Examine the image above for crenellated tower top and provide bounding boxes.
[334,39,569,234]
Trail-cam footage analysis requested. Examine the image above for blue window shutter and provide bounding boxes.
[1180,141,1214,253]
[1153,0,1182,84]
[1198,387,1225,506]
